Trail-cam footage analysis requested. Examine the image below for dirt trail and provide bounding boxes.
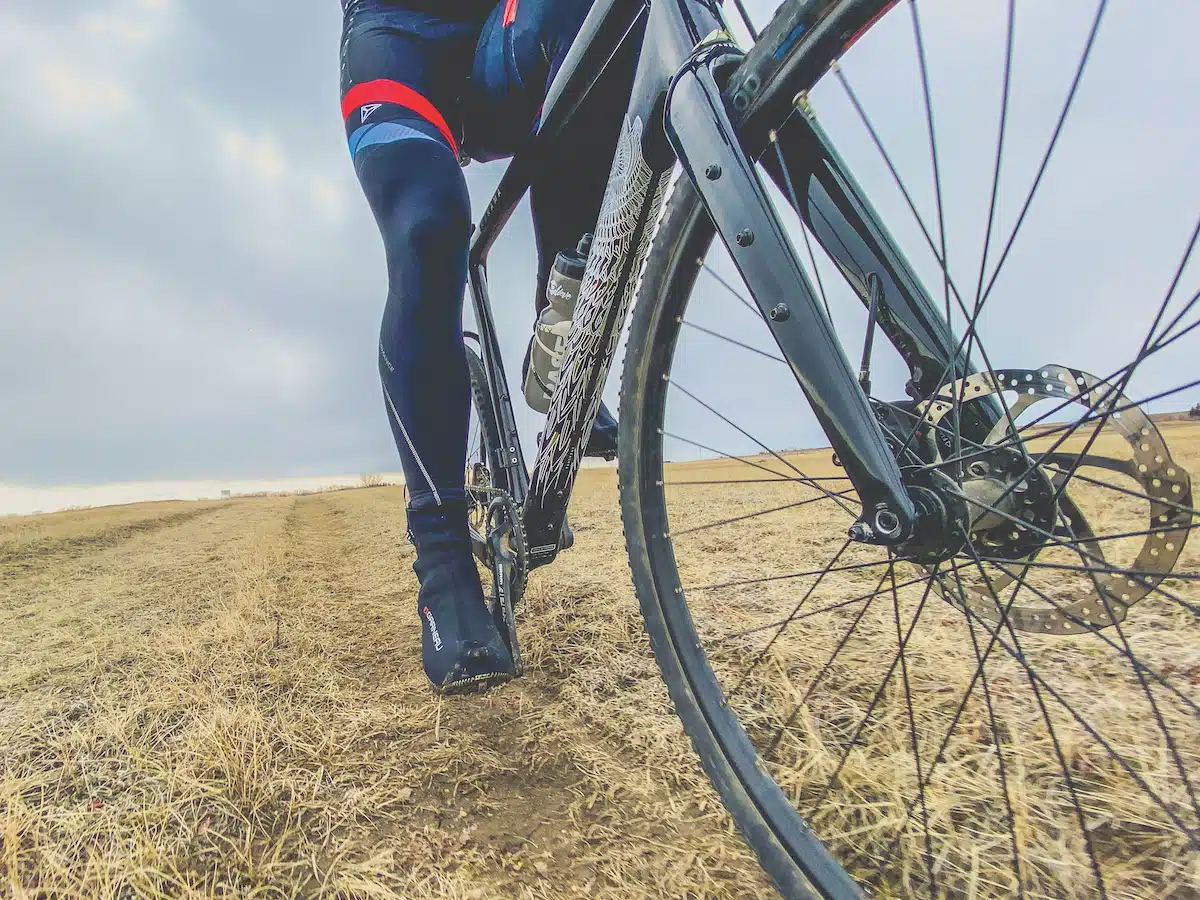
[9,424,1193,898]
[0,480,775,899]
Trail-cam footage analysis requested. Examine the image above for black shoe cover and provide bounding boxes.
[407,502,515,695]
[584,401,618,459]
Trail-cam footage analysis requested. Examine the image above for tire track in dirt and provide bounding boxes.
[264,490,625,895]
[283,487,775,898]
[0,498,292,692]
[0,504,224,577]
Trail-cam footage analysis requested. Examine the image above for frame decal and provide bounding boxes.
[531,114,669,501]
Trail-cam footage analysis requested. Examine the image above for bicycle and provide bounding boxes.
[460,0,1199,897]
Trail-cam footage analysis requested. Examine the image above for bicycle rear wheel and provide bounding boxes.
[620,1,1199,897]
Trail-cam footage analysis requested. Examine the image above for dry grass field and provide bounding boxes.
[2,421,1198,899]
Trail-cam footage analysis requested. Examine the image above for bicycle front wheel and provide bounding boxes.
[619,1,1199,897]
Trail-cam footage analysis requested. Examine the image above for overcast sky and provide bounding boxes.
[1,0,1197,490]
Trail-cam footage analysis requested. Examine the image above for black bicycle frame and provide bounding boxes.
[468,0,965,570]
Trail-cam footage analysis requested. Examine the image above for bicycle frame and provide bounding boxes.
[468,0,966,569]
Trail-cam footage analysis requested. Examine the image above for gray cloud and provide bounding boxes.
[1,0,1197,490]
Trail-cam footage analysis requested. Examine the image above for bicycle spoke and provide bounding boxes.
[699,260,764,320]
[924,375,1200,480]
[1143,287,1200,374]
[831,62,1029,468]
[867,567,1031,894]
[972,0,1017,315]
[959,554,1200,719]
[1043,219,1200,513]
[951,565,1025,895]
[707,563,975,646]
[809,569,940,812]
[726,539,854,698]
[669,382,859,514]
[664,431,827,486]
[947,486,1200,617]
[888,548,936,888]
[1036,462,1198,521]
[682,319,787,364]
[830,66,965,312]
[956,0,1017,480]
[975,0,1108,313]
[957,553,1103,896]
[687,555,885,594]
[907,0,959,480]
[673,490,859,537]
[921,374,1200,520]
[762,569,892,760]
[959,538,1198,848]
[729,0,758,41]
[665,476,852,487]
[1147,294,1200,357]
[769,129,833,323]
[1065,534,1200,829]
[973,554,1199,583]
[956,212,1197,528]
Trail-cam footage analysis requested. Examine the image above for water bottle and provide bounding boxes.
[523,233,593,413]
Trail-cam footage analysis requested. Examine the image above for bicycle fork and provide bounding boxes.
[665,41,920,542]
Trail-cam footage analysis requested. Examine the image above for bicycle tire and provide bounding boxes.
[464,341,504,550]
[618,4,893,895]
[621,175,856,900]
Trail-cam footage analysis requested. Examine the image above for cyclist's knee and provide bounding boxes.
[355,137,470,260]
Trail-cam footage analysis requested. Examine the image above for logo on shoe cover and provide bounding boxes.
[422,605,443,651]
[360,103,383,123]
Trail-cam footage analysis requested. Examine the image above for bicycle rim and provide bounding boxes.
[620,1,1199,897]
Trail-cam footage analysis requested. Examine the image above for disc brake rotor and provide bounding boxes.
[917,364,1193,634]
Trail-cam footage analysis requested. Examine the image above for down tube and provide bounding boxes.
[521,0,727,567]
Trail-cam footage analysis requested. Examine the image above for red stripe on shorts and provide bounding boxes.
[341,80,459,157]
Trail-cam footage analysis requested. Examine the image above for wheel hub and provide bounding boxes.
[957,444,1058,558]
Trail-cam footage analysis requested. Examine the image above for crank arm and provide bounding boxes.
[664,43,916,540]
[487,496,525,676]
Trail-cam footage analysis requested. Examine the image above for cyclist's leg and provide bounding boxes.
[341,9,476,511]
[341,8,514,692]
[466,0,642,452]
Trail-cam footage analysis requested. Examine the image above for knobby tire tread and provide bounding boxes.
[616,1,895,896]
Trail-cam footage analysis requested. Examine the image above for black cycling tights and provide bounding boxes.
[341,0,639,508]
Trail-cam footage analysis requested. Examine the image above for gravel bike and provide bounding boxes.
[462,0,1199,896]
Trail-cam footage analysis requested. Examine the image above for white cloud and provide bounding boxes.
[220,127,290,184]
[80,10,158,45]
[37,62,133,119]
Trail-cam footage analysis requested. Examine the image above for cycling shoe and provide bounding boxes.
[407,502,515,694]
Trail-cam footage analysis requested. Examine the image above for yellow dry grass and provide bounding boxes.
[1,422,1197,899]
[0,480,773,899]
[659,420,1200,899]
